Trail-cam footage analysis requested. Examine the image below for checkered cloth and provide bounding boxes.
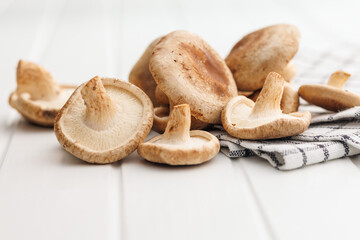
[211,46,360,170]
[212,107,360,170]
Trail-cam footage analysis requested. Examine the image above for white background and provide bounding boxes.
[1,0,360,239]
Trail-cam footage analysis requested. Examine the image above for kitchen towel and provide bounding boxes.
[211,107,360,170]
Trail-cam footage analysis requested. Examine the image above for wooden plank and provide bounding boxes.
[0,0,51,167]
[0,0,122,239]
[0,121,118,239]
[240,156,360,240]
[121,150,265,240]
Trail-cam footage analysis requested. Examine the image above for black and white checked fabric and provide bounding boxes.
[212,46,360,170]
[212,107,360,170]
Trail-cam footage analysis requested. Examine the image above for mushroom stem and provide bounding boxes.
[81,76,117,130]
[327,70,351,89]
[162,104,191,143]
[250,72,284,118]
[16,60,61,100]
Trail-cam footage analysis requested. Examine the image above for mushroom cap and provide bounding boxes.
[129,37,161,106]
[299,84,360,111]
[55,76,153,164]
[222,72,311,140]
[149,30,238,124]
[8,60,76,126]
[225,24,300,91]
[138,104,219,165]
[155,85,169,105]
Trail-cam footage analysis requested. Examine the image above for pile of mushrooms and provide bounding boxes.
[130,30,238,133]
[9,25,360,166]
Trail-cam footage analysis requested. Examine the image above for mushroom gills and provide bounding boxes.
[222,72,311,139]
[230,100,297,128]
[19,86,74,109]
[61,79,144,151]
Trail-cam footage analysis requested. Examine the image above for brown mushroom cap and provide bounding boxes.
[129,37,161,106]
[299,70,360,111]
[222,72,311,140]
[155,85,169,105]
[54,76,153,164]
[150,30,238,124]
[250,81,299,113]
[9,60,76,126]
[138,104,219,165]
[225,24,300,91]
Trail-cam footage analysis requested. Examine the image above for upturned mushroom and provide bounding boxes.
[298,70,360,111]
[54,76,153,164]
[222,72,311,140]
[225,24,300,91]
[129,37,161,106]
[138,104,219,165]
[150,30,238,124]
[250,81,299,113]
[8,60,76,126]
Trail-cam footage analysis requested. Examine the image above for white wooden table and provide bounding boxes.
[1,0,360,239]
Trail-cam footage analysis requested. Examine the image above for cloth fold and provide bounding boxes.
[211,107,360,170]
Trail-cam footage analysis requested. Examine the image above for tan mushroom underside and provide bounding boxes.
[222,72,311,140]
[222,96,310,139]
[55,77,153,164]
[9,85,75,126]
[138,130,219,165]
[153,106,170,133]
[299,85,360,111]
